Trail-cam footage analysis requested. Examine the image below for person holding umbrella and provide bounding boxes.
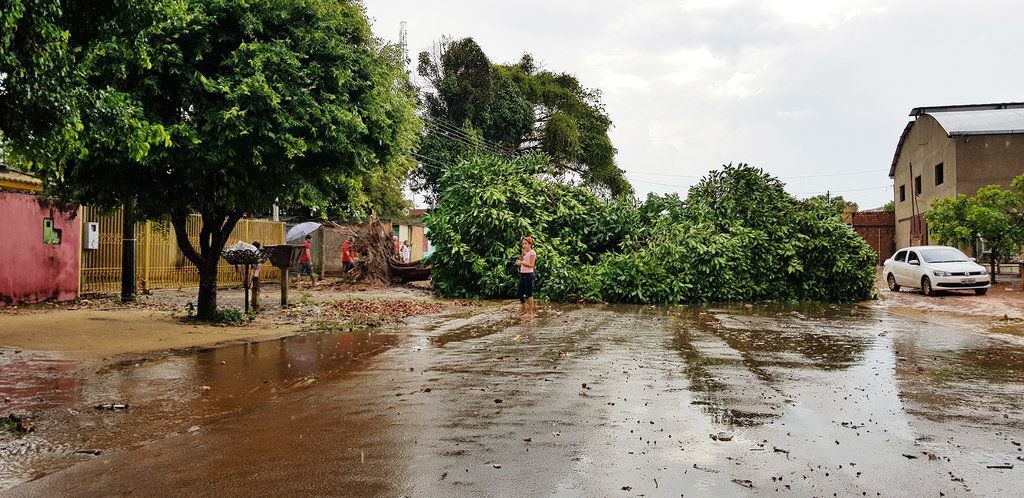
[286,222,320,287]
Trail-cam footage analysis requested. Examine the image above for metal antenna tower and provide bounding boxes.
[399,21,408,67]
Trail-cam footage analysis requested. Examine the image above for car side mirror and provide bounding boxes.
[969,257,977,262]
[909,260,920,265]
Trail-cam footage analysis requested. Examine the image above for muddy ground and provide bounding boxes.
[1,274,1022,496]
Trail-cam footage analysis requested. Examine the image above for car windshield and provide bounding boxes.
[919,247,970,263]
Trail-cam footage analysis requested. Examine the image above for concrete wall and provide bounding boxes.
[892,115,957,249]
[0,193,81,306]
[955,134,1024,196]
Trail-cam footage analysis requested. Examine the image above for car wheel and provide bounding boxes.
[974,288,988,295]
[921,276,935,296]
[886,273,900,292]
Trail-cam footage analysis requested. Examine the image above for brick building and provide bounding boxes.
[844,211,895,265]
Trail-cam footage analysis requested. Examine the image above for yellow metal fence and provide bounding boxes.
[80,207,284,295]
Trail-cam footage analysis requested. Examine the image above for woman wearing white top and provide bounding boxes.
[401,240,411,263]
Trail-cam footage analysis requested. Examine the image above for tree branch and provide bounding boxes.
[171,213,204,269]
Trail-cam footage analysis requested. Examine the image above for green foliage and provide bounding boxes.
[215,308,246,324]
[426,159,877,303]
[414,38,630,202]
[498,57,631,198]
[925,175,1024,283]
[2,0,420,319]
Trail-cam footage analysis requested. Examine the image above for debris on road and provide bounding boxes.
[94,404,130,410]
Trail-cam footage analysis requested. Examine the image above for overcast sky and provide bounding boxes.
[365,0,1023,210]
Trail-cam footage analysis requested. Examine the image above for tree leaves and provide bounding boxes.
[925,176,1024,284]
[427,160,876,303]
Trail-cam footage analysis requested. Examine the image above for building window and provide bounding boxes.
[914,175,922,196]
[935,163,944,185]
[899,185,905,202]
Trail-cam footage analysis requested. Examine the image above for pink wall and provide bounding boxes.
[0,193,80,306]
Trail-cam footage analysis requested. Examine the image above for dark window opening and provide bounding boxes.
[935,163,944,185]
[899,185,906,202]
[914,175,922,196]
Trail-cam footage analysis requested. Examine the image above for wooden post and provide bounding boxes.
[281,268,290,308]
[242,264,251,314]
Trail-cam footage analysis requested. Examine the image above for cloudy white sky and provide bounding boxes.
[365,0,1023,209]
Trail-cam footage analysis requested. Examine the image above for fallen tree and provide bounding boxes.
[350,217,431,285]
[424,155,878,303]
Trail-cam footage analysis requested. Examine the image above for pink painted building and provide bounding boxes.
[0,192,81,306]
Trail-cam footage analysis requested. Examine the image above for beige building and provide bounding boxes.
[889,103,1024,250]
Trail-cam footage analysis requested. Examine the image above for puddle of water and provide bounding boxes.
[0,329,399,490]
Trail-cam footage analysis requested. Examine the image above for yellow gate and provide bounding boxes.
[80,207,284,295]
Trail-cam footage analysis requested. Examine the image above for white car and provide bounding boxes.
[883,245,989,296]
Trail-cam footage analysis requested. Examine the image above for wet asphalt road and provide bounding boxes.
[2,303,1023,496]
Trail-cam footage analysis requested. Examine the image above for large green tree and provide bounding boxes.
[925,176,1024,284]
[414,38,630,203]
[497,55,630,198]
[2,0,420,318]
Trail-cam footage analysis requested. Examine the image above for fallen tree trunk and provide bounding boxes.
[388,259,432,283]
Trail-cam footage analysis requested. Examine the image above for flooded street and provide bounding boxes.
[3,302,1023,496]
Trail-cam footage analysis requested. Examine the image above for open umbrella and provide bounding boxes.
[285,221,321,242]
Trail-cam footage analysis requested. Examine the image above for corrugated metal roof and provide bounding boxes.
[890,104,1024,177]
[928,108,1024,136]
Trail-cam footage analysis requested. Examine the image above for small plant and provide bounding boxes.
[1,414,34,438]
[215,308,245,324]
[185,301,195,317]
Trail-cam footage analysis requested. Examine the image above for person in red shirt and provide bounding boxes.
[297,234,315,286]
[515,236,537,315]
[341,237,355,273]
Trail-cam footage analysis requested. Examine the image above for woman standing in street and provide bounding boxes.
[515,237,537,315]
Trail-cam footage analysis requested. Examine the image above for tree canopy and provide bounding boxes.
[414,37,630,204]
[1,0,421,318]
[425,158,876,303]
[925,175,1024,284]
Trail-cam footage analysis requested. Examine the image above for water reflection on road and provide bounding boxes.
[0,330,399,489]
[3,303,1023,496]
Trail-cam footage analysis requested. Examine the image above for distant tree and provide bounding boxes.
[2,0,420,319]
[498,55,631,198]
[882,201,895,214]
[925,175,1024,284]
[414,38,630,202]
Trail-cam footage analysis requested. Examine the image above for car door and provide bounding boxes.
[889,250,908,285]
[902,250,922,287]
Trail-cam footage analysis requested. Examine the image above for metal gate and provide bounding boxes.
[79,207,283,294]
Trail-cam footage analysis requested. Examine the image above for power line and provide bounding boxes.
[623,168,889,180]
[629,177,892,196]
[419,115,518,159]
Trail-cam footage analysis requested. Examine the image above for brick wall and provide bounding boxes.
[846,211,895,265]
